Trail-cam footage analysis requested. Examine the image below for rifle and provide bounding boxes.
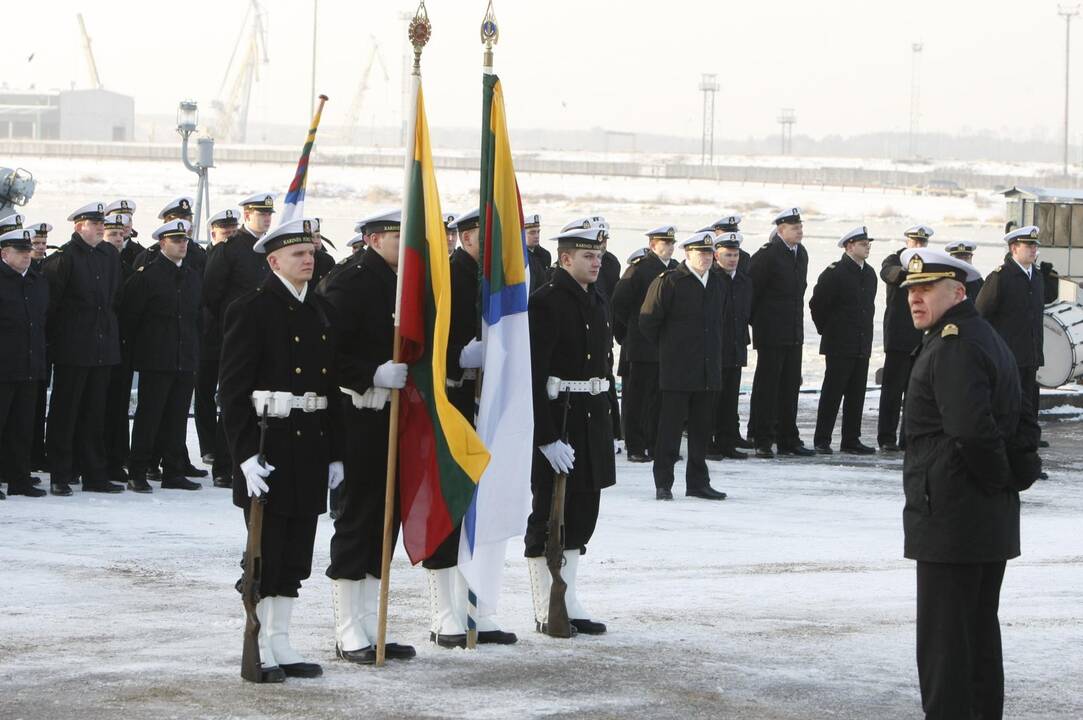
[543,389,573,638]
[240,405,270,682]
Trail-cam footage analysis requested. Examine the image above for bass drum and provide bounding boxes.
[1037,301,1083,388]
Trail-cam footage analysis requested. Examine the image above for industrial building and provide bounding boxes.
[0,88,134,142]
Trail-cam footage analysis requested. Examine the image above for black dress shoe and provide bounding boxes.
[9,483,47,497]
[250,666,286,683]
[720,448,748,460]
[705,451,725,461]
[430,631,467,649]
[1038,439,1049,448]
[146,468,162,482]
[570,618,607,635]
[734,436,754,449]
[686,485,727,500]
[30,475,42,485]
[1038,471,1049,481]
[656,487,673,500]
[128,476,153,493]
[779,445,815,457]
[84,481,125,493]
[755,446,775,459]
[213,475,232,489]
[50,482,73,497]
[814,444,833,455]
[627,452,651,463]
[840,442,876,455]
[161,477,202,491]
[383,642,416,660]
[279,661,322,678]
[184,464,209,478]
[879,442,901,453]
[109,468,130,485]
[336,644,376,665]
[477,629,518,644]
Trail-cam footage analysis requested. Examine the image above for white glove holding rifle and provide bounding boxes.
[539,440,575,474]
[328,461,345,490]
[240,454,273,498]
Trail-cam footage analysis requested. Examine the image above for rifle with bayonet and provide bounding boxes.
[240,405,270,682]
[543,389,573,638]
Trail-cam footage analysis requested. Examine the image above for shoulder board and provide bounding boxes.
[828,262,838,269]
[941,323,958,338]
[994,265,1003,272]
[136,266,145,272]
[761,243,771,249]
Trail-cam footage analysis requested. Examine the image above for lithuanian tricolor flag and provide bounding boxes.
[396,80,491,565]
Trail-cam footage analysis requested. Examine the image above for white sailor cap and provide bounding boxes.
[711,214,742,231]
[238,192,276,212]
[67,202,106,222]
[443,212,457,229]
[773,207,802,225]
[26,221,52,236]
[903,224,934,240]
[552,227,606,250]
[1004,225,1041,245]
[945,240,977,256]
[209,208,241,227]
[645,224,677,240]
[627,247,649,264]
[354,209,401,236]
[0,227,34,249]
[104,213,131,230]
[157,196,194,220]
[523,213,541,229]
[0,212,25,233]
[253,218,316,254]
[714,231,743,249]
[899,248,980,287]
[561,216,609,233]
[346,232,368,248]
[151,219,192,241]
[451,208,480,232]
[105,199,136,216]
[838,226,874,248]
[679,231,717,251]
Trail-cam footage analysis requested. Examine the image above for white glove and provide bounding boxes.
[373,361,408,390]
[539,440,575,474]
[614,439,624,455]
[328,461,344,490]
[341,386,391,410]
[240,454,274,498]
[459,338,483,369]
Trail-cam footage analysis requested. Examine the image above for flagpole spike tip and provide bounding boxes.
[480,0,499,72]
[318,94,329,102]
[408,1,432,73]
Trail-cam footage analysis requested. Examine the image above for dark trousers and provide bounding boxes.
[31,377,48,470]
[327,401,399,581]
[814,355,870,447]
[243,507,318,598]
[194,338,220,457]
[129,370,195,479]
[712,366,742,448]
[1018,366,1041,446]
[916,560,1007,720]
[653,389,715,491]
[103,361,134,481]
[524,452,600,557]
[623,362,661,456]
[877,350,913,447]
[0,381,36,491]
[47,365,111,485]
[751,345,802,449]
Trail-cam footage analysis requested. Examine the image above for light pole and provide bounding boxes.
[1059,4,1079,177]
[177,100,215,243]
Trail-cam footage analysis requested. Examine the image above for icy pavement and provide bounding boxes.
[1,407,1081,720]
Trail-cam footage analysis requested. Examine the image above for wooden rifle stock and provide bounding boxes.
[240,406,269,681]
[543,389,573,638]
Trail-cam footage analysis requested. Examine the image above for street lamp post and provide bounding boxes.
[176,100,215,242]
[1059,4,1079,177]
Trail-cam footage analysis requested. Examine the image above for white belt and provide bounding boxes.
[447,368,478,389]
[546,376,610,400]
[251,390,328,418]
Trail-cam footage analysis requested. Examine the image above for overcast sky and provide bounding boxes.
[4,0,1081,143]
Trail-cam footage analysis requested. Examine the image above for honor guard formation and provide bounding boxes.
[0,196,1061,716]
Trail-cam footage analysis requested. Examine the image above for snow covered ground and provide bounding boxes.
[2,394,1081,720]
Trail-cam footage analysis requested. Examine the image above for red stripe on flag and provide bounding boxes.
[397,379,453,562]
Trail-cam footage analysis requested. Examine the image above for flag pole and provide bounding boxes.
[375,0,431,668]
[467,0,501,651]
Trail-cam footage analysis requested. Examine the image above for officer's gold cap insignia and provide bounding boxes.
[908,256,924,273]
[941,323,958,338]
